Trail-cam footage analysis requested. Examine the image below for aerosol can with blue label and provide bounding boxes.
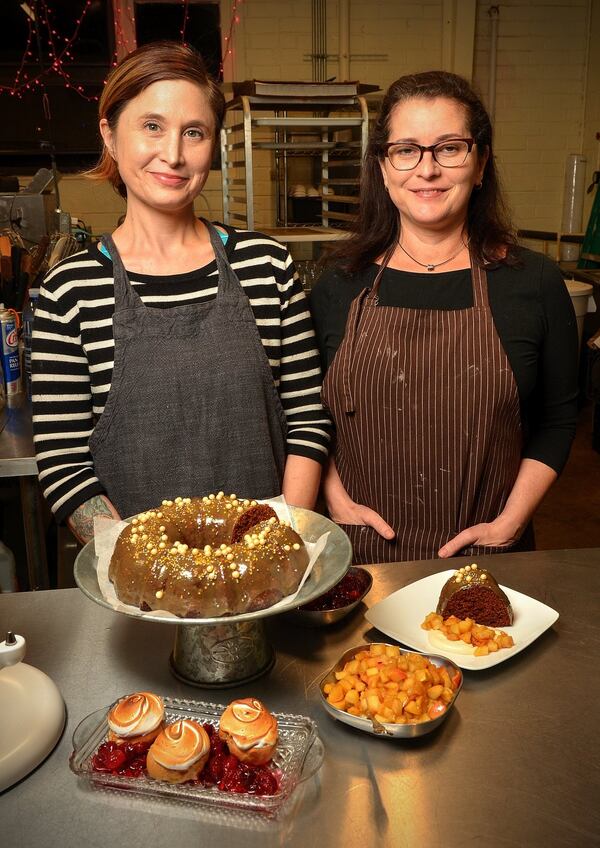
[0,304,22,395]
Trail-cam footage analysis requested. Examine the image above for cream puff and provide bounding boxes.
[218,698,278,766]
[146,719,211,783]
[107,692,165,747]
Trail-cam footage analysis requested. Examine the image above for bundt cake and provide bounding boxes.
[436,564,513,627]
[108,493,309,617]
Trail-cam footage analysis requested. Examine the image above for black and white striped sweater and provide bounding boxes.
[32,224,331,523]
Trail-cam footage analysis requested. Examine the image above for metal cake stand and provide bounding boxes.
[74,507,352,688]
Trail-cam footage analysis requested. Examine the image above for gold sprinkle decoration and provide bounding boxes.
[229,562,237,570]
[230,493,237,500]
[155,589,164,599]
[226,503,232,510]
[220,544,227,550]
[292,543,300,551]
[169,548,177,555]
[232,570,240,579]
[158,542,166,549]
[131,534,138,542]
[202,496,209,504]
[465,575,472,583]
[251,500,257,506]
[157,512,163,519]
[175,497,182,503]
[209,494,215,500]
[237,506,243,513]
[150,547,157,555]
[146,542,153,550]
[206,564,214,573]
[192,548,199,555]
[481,573,487,580]
[268,516,277,525]
[204,545,212,555]
[160,534,168,542]
[243,499,249,506]
[142,534,148,541]
[159,525,165,532]
[283,545,290,552]
[132,518,138,525]
[226,553,234,561]
[161,500,168,506]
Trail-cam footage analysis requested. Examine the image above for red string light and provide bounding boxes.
[0,1,240,99]
[180,0,190,45]
[220,0,243,77]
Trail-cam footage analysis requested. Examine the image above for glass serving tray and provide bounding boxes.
[69,696,324,817]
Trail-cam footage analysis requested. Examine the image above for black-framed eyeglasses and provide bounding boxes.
[381,137,475,171]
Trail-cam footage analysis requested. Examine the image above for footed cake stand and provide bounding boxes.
[74,507,352,688]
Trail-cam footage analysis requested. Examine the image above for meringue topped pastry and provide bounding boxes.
[219,698,278,766]
[146,719,211,783]
[107,692,165,746]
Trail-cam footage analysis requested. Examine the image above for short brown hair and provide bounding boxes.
[86,41,225,198]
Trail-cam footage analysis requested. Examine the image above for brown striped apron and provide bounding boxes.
[321,252,523,564]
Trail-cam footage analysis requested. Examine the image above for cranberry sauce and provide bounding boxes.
[91,723,279,796]
[301,567,369,612]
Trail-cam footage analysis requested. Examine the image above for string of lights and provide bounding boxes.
[0,0,241,101]
[220,0,243,77]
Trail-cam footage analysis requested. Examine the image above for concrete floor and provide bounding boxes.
[534,400,600,550]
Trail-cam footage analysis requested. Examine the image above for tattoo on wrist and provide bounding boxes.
[70,496,113,541]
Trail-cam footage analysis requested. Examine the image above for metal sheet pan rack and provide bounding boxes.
[220,93,369,237]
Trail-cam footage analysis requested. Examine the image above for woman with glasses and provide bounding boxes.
[310,71,578,564]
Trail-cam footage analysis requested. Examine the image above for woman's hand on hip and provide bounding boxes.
[323,458,395,540]
[330,500,396,540]
[438,516,520,558]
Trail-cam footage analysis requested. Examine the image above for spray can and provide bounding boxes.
[0,305,22,395]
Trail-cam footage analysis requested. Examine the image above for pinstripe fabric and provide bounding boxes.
[322,257,522,564]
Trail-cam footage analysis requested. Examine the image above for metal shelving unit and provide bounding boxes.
[220,92,370,239]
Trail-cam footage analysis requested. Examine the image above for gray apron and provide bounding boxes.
[88,223,287,518]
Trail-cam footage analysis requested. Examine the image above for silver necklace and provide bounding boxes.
[397,239,466,272]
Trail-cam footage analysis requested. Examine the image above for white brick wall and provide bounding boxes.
[32,0,599,241]
[473,0,590,232]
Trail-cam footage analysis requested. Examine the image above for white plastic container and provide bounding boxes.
[565,279,594,353]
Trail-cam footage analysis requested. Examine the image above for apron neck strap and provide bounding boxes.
[101,233,140,309]
[470,253,490,309]
[367,240,397,301]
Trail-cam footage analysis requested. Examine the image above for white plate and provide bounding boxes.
[365,570,559,671]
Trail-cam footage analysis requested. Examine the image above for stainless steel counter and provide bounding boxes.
[0,393,48,589]
[2,548,599,848]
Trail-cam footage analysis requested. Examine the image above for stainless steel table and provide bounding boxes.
[2,548,599,848]
[0,393,48,589]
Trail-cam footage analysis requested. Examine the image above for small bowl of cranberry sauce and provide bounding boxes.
[288,567,373,627]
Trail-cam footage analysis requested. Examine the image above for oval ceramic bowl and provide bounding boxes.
[319,643,462,739]
[285,567,373,627]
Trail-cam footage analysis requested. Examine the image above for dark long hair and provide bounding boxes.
[331,71,516,272]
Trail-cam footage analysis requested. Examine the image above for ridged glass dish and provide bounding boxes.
[69,696,324,817]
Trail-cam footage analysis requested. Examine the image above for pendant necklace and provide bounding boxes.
[397,239,466,272]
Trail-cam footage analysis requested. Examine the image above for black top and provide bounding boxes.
[310,247,579,474]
